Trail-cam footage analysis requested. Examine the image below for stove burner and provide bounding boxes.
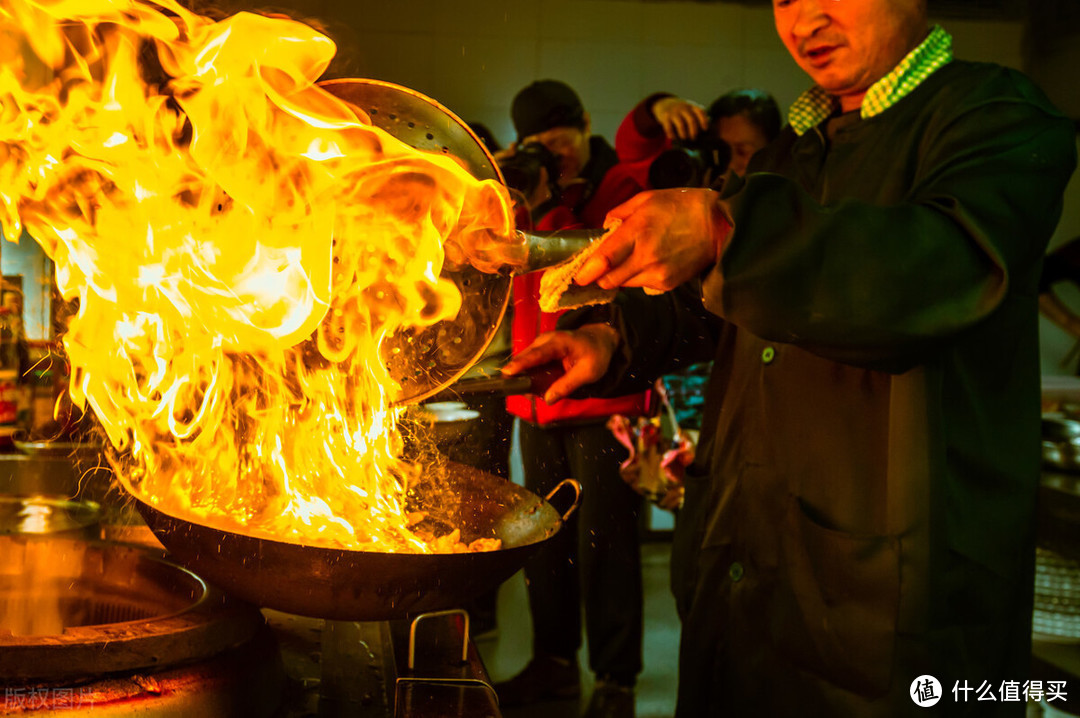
[1,536,500,717]
[0,536,265,683]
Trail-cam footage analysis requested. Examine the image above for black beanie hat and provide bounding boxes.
[511,80,585,142]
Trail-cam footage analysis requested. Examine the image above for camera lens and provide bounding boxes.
[497,142,561,199]
[649,148,706,189]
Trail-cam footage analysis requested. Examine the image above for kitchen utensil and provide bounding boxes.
[317,79,602,405]
[0,495,101,539]
[13,439,106,461]
[412,401,481,447]
[422,363,564,404]
[136,461,580,620]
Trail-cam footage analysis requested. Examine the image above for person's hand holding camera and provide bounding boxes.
[646,96,730,190]
[651,96,709,141]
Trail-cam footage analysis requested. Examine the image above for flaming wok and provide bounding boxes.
[134,80,586,619]
[137,462,579,620]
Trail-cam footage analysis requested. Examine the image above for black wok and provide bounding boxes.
[135,462,579,621]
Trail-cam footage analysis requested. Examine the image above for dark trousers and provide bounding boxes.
[519,419,645,684]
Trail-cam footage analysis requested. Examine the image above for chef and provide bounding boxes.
[503,0,1078,715]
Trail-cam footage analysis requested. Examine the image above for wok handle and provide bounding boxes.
[424,363,563,403]
[545,479,582,522]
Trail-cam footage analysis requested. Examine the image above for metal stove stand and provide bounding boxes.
[270,608,501,718]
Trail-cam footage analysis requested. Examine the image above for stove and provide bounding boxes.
[272,608,501,718]
[0,534,501,718]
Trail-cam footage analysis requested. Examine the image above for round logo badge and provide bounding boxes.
[911,675,943,707]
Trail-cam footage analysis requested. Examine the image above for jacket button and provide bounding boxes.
[761,346,776,364]
[729,562,744,582]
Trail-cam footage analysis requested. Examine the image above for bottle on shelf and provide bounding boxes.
[0,305,19,442]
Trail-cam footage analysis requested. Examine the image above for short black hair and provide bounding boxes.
[511,80,586,142]
[708,89,782,143]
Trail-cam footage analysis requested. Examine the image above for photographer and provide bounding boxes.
[495,139,564,224]
[493,79,652,718]
[616,88,781,191]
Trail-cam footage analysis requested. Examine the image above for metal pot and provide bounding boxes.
[413,401,481,447]
[136,461,579,620]
[0,495,101,540]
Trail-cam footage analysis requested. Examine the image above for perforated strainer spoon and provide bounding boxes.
[319,78,602,405]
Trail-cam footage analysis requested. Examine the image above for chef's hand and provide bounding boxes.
[501,323,620,404]
[575,188,730,292]
[652,96,709,141]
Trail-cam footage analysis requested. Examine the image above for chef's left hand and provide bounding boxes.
[575,188,731,293]
[501,323,619,404]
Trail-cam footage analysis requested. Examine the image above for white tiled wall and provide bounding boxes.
[248,0,804,144]
[291,0,1076,376]
[264,0,1039,147]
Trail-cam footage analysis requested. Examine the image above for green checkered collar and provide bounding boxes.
[788,25,953,136]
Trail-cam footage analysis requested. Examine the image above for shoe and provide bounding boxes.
[583,679,635,718]
[493,653,581,707]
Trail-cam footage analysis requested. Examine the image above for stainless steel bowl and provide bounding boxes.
[415,401,481,447]
[0,495,102,539]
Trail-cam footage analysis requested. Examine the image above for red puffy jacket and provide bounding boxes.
[507,129,661,426]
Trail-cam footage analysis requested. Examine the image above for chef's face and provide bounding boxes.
[774,0,928,112]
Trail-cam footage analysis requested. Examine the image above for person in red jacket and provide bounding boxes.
[494,80,652,718]
[616,88,781,192]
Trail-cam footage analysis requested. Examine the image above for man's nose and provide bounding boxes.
[791,0,829,39]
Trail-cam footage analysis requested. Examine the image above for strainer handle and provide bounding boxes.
[519,229,608,273]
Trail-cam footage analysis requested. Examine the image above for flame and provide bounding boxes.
[0,0,519,551]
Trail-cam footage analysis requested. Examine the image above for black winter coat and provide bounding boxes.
[566,60,1078,716]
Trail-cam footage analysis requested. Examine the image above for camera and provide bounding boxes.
[648,135,732,189]
[497,141,562,203]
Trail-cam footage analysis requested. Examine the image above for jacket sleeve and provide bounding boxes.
[615,93,674,165]
[707,86,1078,373]
[557,284,724,397]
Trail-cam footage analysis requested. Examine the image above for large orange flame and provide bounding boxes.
[0,0,517,551]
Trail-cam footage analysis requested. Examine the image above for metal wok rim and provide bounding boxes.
[132,481,569,560]
[131,465,581,620]
[133,497,557,560]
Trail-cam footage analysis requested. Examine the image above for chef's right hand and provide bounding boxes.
[501,323,620,404]
[575,188,729,292]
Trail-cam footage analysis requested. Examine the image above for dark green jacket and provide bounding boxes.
[567,61,1077,716]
